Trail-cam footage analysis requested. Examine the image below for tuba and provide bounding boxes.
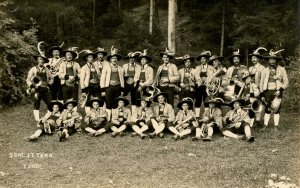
[145,84,161,101]
[206,78,221,96]
[243,99,263,113]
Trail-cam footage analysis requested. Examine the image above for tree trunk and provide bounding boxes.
[56,12,63,42]
[92,0,96,27]
[220,0,225,56]
[149,0,154,35]
[168,0,176,53]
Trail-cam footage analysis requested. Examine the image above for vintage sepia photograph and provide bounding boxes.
[0,0,299,187]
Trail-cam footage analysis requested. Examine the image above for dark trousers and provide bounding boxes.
[180,89,195,101]
[49,76,63,100]
[123,83,138,106]
[158,86,175,106]
[264,90,282,113]
[86,84,101,101]
[195,85,207,108]
[105,85,122,109]
[62,84,78,102]
[33,87,51,110]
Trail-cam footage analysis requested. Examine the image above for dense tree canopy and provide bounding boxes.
[0,0,299,110]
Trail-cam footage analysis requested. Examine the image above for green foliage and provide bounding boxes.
[0,0,38,106]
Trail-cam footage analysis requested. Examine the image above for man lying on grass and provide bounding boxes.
[222,97,254,142]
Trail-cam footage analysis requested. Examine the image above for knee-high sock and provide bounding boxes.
[244,125,252,138]
[195,128,201,138]
[132,125,142,134]
[154,122,165,134]
[96,128,106,134]
[274,113,280,127]
[118,124,127,132]
[250,118,255,128]
[85,106,90,114]
[131,105,137,114]
[255,111,261,121]
[85,127,96,134]
[195,108,201,118]
[179,129,191,137]
[222,130,238,139]
[207,127,213,137]
[31,129,42,138]
[264,113,271,126]
[139,124,149,133]
[33,110,40,121]
[111,126,118,132]
[168,126,180,135]
[106,109,112,122]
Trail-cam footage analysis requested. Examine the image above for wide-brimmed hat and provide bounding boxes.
[248,47,267,59]
[153,92,168,103]
[177,97,194,110]
[196,51,211,60]
[94,47,108,56]
[107,45,122,61]
[47,100,63,112]
[136,49,152,63]
[208,55,224,63]
[86,97,105,107]
[62,47,78,59]
[264,49,284,61]
[136,97,152,107]
[228,97,245,108]
[48,44,64,56]
[115,96,129,107]
[63,98,78,109]
[159,48,175,59]
[204,97,224,108]
[176,54,195,62]
[81,50,97,60]
[32,55,49,63]
[229,49,243,63]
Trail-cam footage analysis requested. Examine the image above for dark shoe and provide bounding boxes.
[58,131,62,142]
[159,133,164,138]
[191,137,199,141]
[48,132,54,136]
[246,136,255,142]
[179,135,187,140]
[172,135,179,141]
[203,136,212,142]
[111,132,118,138]
[60,132,66,141]
[131,132,138,137]
[149,132,156,139]
[119,132,126,137]
[140,134,147,139]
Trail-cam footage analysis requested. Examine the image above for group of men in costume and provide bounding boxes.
[26,44,289,142]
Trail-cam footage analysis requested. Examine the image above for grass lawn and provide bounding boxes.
[0,103,299,188]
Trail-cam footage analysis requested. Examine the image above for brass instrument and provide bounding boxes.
[206,77,221,96]
[243,99,263,113]
[80,92,89,108]
[145,84,161,101]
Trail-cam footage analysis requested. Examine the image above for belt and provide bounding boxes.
[110,80,120,86]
